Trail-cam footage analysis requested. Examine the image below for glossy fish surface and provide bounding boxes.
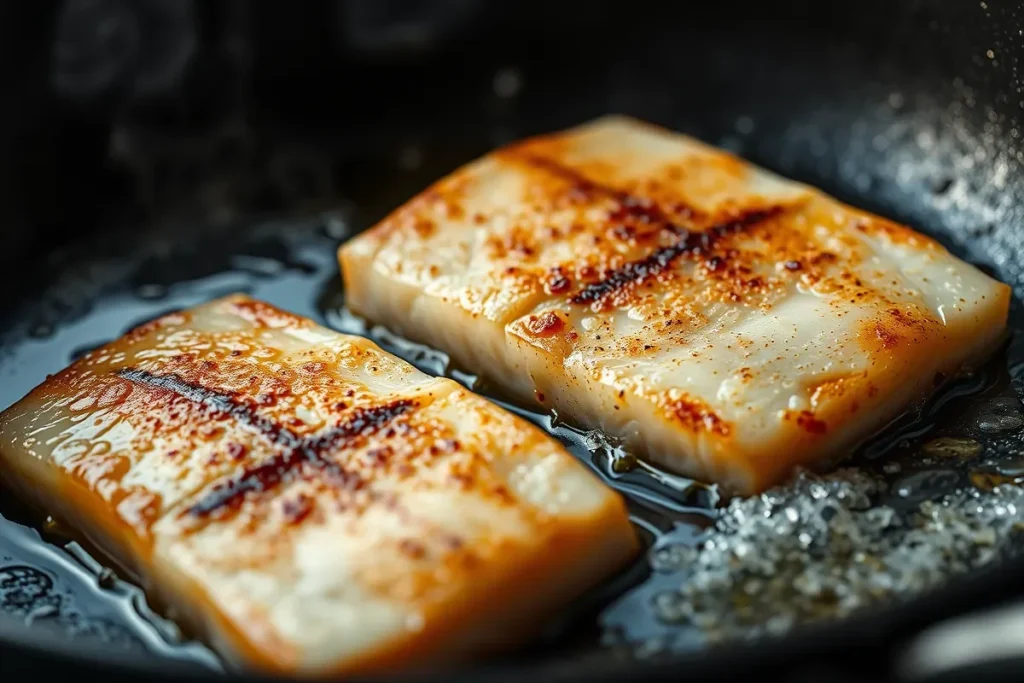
[0,294,638,676]
[340,115,1012,494]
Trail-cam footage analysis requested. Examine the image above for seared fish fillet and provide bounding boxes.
[340,115,1012,495]
[0,294,637,676]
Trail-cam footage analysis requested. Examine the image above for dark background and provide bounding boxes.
[4,1,1024,274]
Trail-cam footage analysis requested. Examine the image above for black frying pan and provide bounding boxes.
[3,1,1024,682]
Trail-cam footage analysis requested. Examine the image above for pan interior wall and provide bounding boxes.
[1,1,1024,681]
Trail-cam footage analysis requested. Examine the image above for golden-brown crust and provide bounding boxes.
[311,497,636,678]
[340,114,1013,494]
[356,134,834,323]
[0,294,638,674]
[228,297,315,330]
[850,212,943,249]
[365,174,474,247]
[661,393,731,438]
[857,304,943,355]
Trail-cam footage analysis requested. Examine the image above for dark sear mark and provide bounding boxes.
[513,152,702,226]
[117,368,416,519]
[508,152,787,309]
[569,207,786,308]
[187,400,416,518]
[117,369,302,449]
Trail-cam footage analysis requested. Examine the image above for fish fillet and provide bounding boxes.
[0,294,638,676]
[340,115,1011,495]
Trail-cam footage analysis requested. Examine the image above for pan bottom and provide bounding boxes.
[1,206,1023,673]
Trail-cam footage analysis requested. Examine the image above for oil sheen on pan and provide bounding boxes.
[0,294,639,676]
[339,115,1012,495]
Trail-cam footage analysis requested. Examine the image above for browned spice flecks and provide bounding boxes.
[544,268,573,294]
[668,395,731,437]
[117,367,416,518]
[189,400,416,517]
[117,368,302,449]
[524,311,566,338]
[570,207,786,308]
[515,151,699,224]
[794,410,829,434]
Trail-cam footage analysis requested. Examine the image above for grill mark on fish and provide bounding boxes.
[570,207,786,308]
[118,368,302,449]
[512,151,701,225]
[189,399,417,516]
[117,368,416,517]
[507,152,788,308]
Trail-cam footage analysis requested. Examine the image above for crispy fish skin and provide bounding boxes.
[340,115,1012,495]
[0,294,638,676]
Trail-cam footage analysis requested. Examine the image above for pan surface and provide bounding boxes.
[3,1,1024,681]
